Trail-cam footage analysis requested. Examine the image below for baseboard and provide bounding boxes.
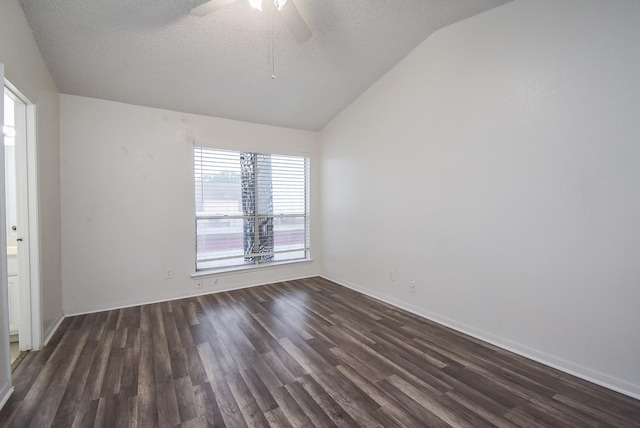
[43,313,65,347]
[321,274,640,400]
[65,274,318,317]
[0,384,14,411]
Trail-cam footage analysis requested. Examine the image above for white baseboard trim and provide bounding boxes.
[43,313,65,348]
[321,274,640,400]
[65,275,317,317]
[0,384,14,411]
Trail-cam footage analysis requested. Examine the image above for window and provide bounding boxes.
[195,147,310,271]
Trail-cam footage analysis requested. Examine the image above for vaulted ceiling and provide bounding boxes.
[19,0,510,131]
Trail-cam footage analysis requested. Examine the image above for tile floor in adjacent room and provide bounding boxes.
[10,342,19,364]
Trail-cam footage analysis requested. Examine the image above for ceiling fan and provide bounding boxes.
[191,0,311,42]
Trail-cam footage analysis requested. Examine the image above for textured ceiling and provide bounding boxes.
[19,0,510,131]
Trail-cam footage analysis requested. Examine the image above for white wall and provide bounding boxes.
[320,0,640,398]
[0,0,62,407]
[61,95,320,315]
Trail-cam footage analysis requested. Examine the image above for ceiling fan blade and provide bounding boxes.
[190,0,238,16]
[277,0,311,42]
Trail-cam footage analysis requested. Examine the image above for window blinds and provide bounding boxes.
[195,147,309,270]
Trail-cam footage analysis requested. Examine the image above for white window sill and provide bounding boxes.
[191,258,314,278]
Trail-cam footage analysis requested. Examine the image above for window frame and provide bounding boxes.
[194,146,310,273]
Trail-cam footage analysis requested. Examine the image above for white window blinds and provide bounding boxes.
[195,147,310,270]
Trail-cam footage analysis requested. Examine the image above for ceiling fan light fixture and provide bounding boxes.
[191,0,310,42]
[248,0,262,11]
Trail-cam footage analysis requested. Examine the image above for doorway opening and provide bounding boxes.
[3,82,40,369]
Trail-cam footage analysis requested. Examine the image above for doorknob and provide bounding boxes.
[16,238,23,242]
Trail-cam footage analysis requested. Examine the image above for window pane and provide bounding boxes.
[197,256,248,271]
[272,216,306,253]
[196,218,244,261]
[273,250,307,262]
[270,155,307,215]
[195,148,242,216]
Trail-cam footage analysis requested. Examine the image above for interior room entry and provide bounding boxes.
[3,84,36,363]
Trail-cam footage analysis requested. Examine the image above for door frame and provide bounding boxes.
[4,79,42,352]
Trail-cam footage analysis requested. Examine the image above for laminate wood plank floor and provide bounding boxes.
[1,277,639,427]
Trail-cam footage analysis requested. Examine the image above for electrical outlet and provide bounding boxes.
[389,270,395,281]
[165,268,173,279]
[195,282,202,289]
[408,280,416,293]
[214,278,219,285]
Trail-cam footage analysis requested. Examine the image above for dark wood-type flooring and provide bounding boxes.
[1,277,639,427]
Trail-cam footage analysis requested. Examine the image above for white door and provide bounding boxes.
[0,62,14,410]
